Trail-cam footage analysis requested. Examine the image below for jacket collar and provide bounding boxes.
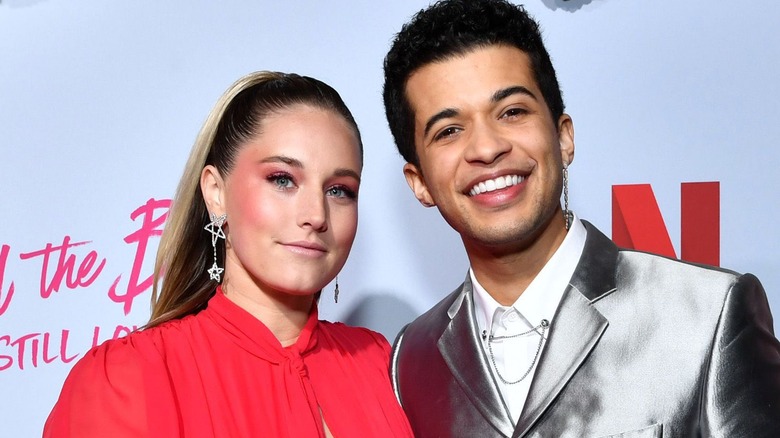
[514,222,616,437]
[438,221,618,437]
[440,275,516,436]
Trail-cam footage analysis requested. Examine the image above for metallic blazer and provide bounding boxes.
[391,222,780,437]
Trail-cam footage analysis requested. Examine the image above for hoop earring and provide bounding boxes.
[204,213,227,282]
[562,163,571,231]
[334,276,340,303]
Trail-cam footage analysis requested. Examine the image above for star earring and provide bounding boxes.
[205,213,227,281]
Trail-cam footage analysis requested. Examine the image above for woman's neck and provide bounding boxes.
[221,280,314,347]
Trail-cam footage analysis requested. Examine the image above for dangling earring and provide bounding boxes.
[204,213,227,282]
[562,162,571,231]
[334,276,340,303]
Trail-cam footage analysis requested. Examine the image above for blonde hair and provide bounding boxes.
[147,71,362,328]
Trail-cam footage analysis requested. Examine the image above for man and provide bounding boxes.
[382,1,780,436]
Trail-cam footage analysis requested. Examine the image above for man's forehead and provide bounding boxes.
[404,46,540,112]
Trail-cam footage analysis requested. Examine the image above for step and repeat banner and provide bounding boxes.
[2,0,778,435]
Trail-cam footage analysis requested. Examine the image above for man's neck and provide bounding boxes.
[465,215,568,306]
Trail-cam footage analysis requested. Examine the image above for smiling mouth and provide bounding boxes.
[468,175,525,196]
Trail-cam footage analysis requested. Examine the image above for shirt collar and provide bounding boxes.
[472,213,587,334]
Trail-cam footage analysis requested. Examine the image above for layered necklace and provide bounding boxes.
[481,319,549,385]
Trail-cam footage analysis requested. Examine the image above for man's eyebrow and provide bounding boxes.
[422,86,538,138]
[492,85,537,103]
[423,108,459,138]
[261,155,303,167]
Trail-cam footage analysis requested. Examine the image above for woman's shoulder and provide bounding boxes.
[43,334,154,436]
[87,315,195,362]
[317,320,392,357]
[43,318,195,437]
[318,319,388,341]
[54,318,191,403]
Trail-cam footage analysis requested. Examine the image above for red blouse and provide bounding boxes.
[43,289,413,437]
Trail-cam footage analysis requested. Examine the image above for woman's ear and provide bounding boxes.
[201,165,226,215]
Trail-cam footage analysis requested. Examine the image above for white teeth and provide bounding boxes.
[469,175,524,196]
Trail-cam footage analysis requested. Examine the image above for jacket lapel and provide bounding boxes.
[439,277,516,437]
[513,222,618,437]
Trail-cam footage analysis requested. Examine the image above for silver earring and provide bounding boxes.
[562,163,571,231]
[334,276,340,303]
[204,213,227,282]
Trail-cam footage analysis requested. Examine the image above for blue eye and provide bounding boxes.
[268,173,295,189]
[327,185,357,199]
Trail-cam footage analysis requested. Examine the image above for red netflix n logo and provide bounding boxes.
[612,182,719,267]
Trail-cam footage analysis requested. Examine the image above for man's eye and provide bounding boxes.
[502,108,526,118]
[435,127,460,141]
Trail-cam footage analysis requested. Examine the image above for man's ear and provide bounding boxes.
[403,163,435,207]
[201,165,226,215]
[558,114,575,167]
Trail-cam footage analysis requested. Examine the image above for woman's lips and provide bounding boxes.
[281,240,327,257]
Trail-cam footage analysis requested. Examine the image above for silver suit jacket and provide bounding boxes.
[391,222,780,437]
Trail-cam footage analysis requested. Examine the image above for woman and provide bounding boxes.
[44,71,413,437]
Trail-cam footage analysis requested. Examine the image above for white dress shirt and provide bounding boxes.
[471,215,587,423]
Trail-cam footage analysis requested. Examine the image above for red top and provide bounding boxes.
[43,289,413,437]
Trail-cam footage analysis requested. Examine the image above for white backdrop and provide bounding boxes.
[2,0,779,435]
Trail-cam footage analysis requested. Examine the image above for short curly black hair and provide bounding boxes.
[383,0,565,166]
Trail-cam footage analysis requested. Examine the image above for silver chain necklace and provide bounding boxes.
[481,319,549,385]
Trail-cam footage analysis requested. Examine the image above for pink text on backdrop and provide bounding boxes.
[109,198,171,315]
[612,182,719,266]
[0,324,139,371]
[0,330,78,371]
[19,236,106,299]
[0,245,14,316]
[0,198,170,371]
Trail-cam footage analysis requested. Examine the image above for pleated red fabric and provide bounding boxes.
[43,288,413,437]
